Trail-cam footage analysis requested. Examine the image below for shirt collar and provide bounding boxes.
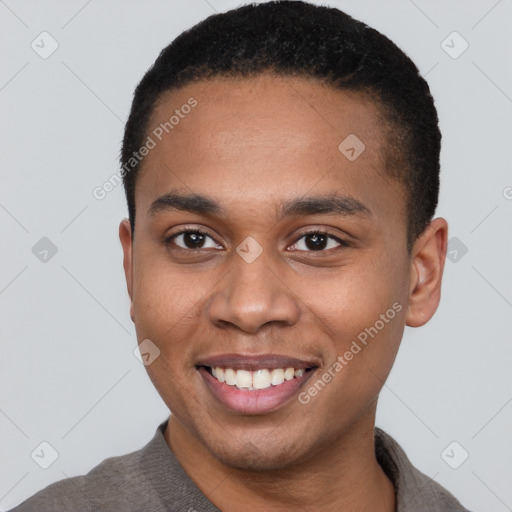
[141,420,468,511]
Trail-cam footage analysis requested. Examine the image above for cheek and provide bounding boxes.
[130,260,206,416]
[296,255,407,402]
[130,255,208,387]
[132,248,204,332]
[302,255,408,338]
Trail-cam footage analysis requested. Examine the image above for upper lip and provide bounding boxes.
[196,353,320,371]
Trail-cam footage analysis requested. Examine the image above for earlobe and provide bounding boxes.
[119,219,135,323]
[405,218,448,328]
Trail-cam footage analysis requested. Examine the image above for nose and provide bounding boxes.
[207,250,301,334]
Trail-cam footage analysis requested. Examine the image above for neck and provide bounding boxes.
[164,410,395,512]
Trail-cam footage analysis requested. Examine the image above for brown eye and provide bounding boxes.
[304,233,328,250]
[168,230,222,250]
[290,231,346,252]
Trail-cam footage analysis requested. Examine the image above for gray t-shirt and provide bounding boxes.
[9,421,472,511]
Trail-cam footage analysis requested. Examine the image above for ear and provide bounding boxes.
[119,219,135,323]
[405,218,448,328]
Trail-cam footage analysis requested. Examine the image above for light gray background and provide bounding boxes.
[0,0,511,510]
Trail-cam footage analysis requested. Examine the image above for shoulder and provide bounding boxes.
[375,428,474,512]
[8,443,157,512]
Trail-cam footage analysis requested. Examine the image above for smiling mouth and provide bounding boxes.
[196,354,320,413]
[202,366,315,390]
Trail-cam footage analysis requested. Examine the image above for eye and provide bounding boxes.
[167,230,222,250]
[289,230,347,252]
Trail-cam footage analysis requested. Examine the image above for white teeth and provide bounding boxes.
[284,367,295,380]
[253,369,271,389]
[224,368,236,386]
[210,366,308,389]
[270,368,285,386]
[235,369,252,389]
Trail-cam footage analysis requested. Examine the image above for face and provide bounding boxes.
[120,74,445,471]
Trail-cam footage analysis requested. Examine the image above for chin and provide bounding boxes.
[214,447,299,472]
[203,430,315,473]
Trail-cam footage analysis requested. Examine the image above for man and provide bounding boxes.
[11,1,473,510]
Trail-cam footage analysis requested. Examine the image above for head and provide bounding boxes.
[119,1,447,471]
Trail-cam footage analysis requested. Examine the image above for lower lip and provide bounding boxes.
[199,367,315,415]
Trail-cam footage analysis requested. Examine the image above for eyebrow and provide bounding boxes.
[279,194,371,218]
[147,190,371,219]
[148,191,221,217]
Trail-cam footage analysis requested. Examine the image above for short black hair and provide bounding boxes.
[121,0,441,248]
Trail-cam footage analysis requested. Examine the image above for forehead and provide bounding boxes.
[147,73,385,166]
[136,74,404,223]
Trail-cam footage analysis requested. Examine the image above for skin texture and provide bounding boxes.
[119,74,447,511]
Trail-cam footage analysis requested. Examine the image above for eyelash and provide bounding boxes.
[165,228,348,253]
